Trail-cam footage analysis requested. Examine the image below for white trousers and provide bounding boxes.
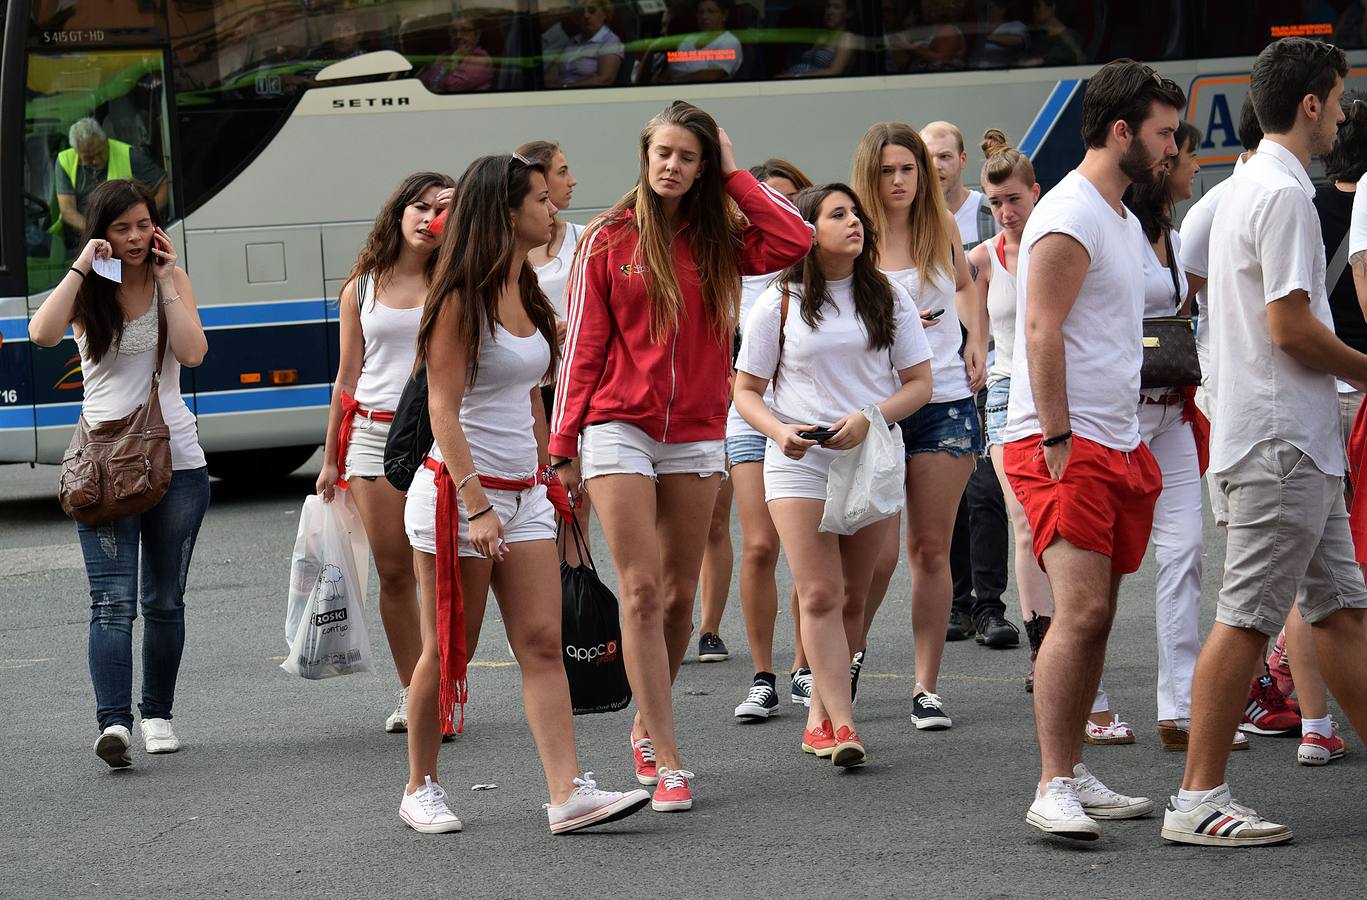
[1139,401,1204,721]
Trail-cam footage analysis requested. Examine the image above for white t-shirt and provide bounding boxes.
[952,189,990,247]
[884,265,972,403]
[1207,139,1343,476]
[353,273,422,412]
[532,221,586,321]
[737,276,930,426]
[984,234,1016,386]
[1179,155,1244,388]
[669,31,742,78]
[558,26,625,84]
[1002,169,1147,450]
[1350,169,1367,258]
[726,272,779,440]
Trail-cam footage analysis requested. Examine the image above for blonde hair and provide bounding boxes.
[979,128,1035,187]
[852,122,954,281]
[921,120,964,154]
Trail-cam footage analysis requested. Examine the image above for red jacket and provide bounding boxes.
[550,169,811,458]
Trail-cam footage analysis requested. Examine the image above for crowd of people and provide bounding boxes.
[35,36,1367,847]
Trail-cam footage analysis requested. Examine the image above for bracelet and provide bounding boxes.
[467,504,494,521]
[551,458,573,470]
[1040,430,1073,448]
[68,266,87,279]
[455,471,478,493]
[160,294,181,307]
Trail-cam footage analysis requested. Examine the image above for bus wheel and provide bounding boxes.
[206,445,318,482]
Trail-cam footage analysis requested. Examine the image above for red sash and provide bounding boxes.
[334,389,395,488]
[1347,400,1367,565]
[1179,387,1210,476]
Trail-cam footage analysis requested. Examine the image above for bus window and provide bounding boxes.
[23,49,174,294]
[29,0,166,44]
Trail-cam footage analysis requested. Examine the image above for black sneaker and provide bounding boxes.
[734,674,779,721]
[973,611,1020,649]
[946,607,975,641]
[911,689,952,730]
[850,649,865,706]
[790,668,813,706]
[698,632,729,662]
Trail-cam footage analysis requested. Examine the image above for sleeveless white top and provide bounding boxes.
[533,222,586,320]
[985,235,1017,387]
[429,324,551,478]
[883,265,973,404]
[75,292,205,471]
[352,273,423,411]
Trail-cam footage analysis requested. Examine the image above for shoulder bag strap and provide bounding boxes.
[1162,228,1183,312]
[1327,227,1354,299]
[775,282,791,385]
[153,290,167,381]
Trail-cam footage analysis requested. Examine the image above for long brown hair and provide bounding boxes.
[748,158,812,191]
[416,155,558,386]
[73,179,161,365]
[344,171,456,305]
[593,100,745,341]
[851,122,954,281]
[780,183,896,351]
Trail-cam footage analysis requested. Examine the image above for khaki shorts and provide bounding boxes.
[1213,439,1367,636]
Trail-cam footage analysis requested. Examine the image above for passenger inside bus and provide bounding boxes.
[970,0,1029,68]
[1022,0,1084,67]
[782,0,860,78]
[885,0,969,72]
[662,0,744,82]
[544,0,626,88]
[52,117,167,247]
[419,16,494,93]
[632,2,696,84]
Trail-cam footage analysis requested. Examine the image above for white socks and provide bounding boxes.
[1302,714,1332,738]
[1175,785,1222,812]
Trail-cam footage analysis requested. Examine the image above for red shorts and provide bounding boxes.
[1004,434,1162,575]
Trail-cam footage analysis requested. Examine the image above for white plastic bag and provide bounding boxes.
[819,405,906,535]
[282,492,374,679]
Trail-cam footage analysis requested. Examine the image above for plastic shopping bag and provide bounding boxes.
[559,517,632,715]
[819,405,906,535]
[282,492,374,679]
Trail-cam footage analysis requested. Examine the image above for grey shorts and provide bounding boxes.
[1213,439,1367,636]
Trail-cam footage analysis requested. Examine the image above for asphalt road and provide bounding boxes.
[1,452,1362,899]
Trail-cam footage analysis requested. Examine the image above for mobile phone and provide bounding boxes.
[429,207,449,236]
[798,427,839,443]
[923,308,946,320]
[153,234,170,267]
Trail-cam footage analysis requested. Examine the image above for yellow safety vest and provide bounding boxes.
[49,138,134,235]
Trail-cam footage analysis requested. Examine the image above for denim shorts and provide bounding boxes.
[898,394,984,458]
[984,378,1010,448]
[725,432,767,466]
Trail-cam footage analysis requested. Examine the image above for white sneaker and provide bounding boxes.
[94,725,132,769]
[399,776,463,833]
[1083,716,1135,745]
[140,718,180,754]
[385,687,410,733]
[1160,784,1292,847]
[546,772,651,834]
[1026,777,1100,840]
[1071,763,1153,819]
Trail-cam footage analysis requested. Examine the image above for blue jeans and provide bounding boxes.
[77,467,210,730]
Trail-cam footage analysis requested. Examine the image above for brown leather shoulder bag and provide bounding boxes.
[58,308,173,525]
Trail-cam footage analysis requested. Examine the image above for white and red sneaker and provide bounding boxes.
[631,734,658,786]
[1083,716,1135,745]
[651,767,695,812]
[1297,729,1347,766]
[1240,675,1301,735]
[546,772,651,834]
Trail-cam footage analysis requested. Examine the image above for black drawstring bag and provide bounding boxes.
[560,516,631,715]
[383,363,433,492]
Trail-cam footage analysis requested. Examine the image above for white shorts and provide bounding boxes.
[763,439,841,502]
[580,421,726,481]
[404,464,557,557]
[343,413,390,478]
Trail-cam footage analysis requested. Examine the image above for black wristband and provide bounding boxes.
[1041,430,1073,448]
[69,266,87,279]
[551,458,572,470]
[468,504,495,521]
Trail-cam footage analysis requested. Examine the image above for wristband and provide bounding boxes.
[1040,430,1073,448]
[69,266,87,279]
[455,471,478,494]
[468,505,495,522]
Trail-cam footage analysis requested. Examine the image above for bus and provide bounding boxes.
[2,0,1364,479]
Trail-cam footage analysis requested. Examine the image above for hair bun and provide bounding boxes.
[980,128,1012,159]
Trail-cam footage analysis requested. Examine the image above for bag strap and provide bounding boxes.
[152,289,167,382]
[1327,227,1354,299]
[775,282,791,384]
[1162,228,1182,312]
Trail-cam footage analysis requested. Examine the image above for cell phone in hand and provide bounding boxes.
[153,234,170,267]
[923,308,946,320]
[798,427,839,443]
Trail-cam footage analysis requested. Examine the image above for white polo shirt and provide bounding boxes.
[1207,138,1343,476]
[1002,169,1148,451]
[1350,169,1367,257]
[1178,154,1245,389]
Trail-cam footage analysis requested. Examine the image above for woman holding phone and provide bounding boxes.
[551,101,811,811]
[29,179,209,768]
[315,171,455,733]
[735,183,932,765]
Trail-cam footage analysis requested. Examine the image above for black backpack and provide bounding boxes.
[383,363,433,491]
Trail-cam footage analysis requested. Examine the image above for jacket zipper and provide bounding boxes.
[663,332,678,441]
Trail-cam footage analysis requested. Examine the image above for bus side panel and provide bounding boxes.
[0,295,37,464]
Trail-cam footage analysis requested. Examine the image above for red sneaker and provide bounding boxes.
[651,767,694,812]
[1239,675,1301,735]
[802,720,836,758]
[631,734,658,786]
[1297,729,1347,766]
[831,725,867,768]
[1266,633,1296,705]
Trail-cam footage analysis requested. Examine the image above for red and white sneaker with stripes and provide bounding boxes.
[651,767,695,812]
[1265,634,1296,707]
[1239,675,1301,735]
[1297,729,1347,766]
[1161,784,1292,847]
[631,734,658,786]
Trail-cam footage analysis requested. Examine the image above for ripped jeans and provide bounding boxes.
[76,467,210,731]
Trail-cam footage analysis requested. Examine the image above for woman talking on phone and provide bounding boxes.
[29,179,209,769]
[315,171,455,733]
[551,101,811,811]
[735,183,932,765]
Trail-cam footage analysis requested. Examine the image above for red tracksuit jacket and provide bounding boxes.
[549,169,811,458]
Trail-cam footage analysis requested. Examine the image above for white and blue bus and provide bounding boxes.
[2,0,1361,477]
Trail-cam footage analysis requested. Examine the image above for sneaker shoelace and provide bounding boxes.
[634,737,656,765]
[793,671,813,690]
[395,687,409,718]
[1046,780,1087,819]
[744,682,773,705]
[1073,770,1126,804]
[571,772,612,800]
[703,634,721,650]
[657,768,695,791]
[417,775,452,817]
[917,691,945,711]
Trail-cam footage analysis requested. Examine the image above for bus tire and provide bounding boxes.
[205,445,318,482]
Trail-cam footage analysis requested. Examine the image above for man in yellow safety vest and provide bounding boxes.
[51,117,167,245]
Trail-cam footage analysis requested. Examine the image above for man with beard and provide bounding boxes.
[1163,37,1367,848]
[1001,59,1184,841]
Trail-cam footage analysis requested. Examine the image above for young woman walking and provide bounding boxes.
[400,154,649,834]
[735,183,932,765]
[316,172,454,733]
[30,179,209,768]
[551,101,811,810]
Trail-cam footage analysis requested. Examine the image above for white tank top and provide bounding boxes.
[883,265,973,404]
[75,292,205,471]
[533,221,586,320]
[985,234,1017,387]
[430,323,551,478]
[352,272,423,412]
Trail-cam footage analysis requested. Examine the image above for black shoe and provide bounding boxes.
[973,611,1020,649]
[946,607,975,641]
[911,689,952,730]
[850,649,865,706]
[734,674,779,721]
[698,632,729,662]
